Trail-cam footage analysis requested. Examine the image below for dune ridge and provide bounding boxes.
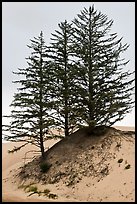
[2,126,135,202]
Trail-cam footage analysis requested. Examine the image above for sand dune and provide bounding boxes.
[2,139,60,202]
[2,126,135,202]
[113,126,135,131]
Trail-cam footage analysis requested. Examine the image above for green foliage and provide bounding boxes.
[48,193,58,199]
[71,5,135,127]
[43,189,58,199]
[91,126,108,136]
[3,5,134,156]
[40,162,51,173]
[19,184,57,198]
[43,189,50,195]
[2,31,55,158]
[27,186,38,193]
[18,182,35,190]
[47,20,79,136]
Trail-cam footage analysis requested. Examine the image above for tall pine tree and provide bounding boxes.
[47,20,80,136]
[72,5,134,127]
[3,32,54,158]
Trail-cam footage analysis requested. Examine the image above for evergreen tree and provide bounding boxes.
[47,20,80,136]
[3,32,53,158]
[72,5,135,127]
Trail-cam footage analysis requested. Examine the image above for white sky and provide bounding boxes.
[2,2,135,128]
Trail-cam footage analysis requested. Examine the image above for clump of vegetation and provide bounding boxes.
[91,126,108,136]
[48,193,58,199]
[43,189,50,195]
[37,190,42,196]
[118,158,123,163]
[40,162,51,173]
[3,5,134,159]
[27,185,38,193]
[18,183,57,199]
[18,182,36,191]
[125,164,131,169]
[43,189,58,199]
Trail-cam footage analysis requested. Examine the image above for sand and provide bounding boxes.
[2,126,135,202]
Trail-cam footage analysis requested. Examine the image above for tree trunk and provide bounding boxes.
[64,24,69,137]
[88,9,94,123]
[39,45,45,158]
[40,130,45,159]
[65,103,69,137]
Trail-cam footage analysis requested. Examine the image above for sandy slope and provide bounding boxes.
[2,126,135,202]
[2,139,61,202]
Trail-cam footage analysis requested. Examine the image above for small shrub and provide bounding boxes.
[48,193,58,199]
[38,191,42,196]
[125,164,131,169]
[40,162,51,173]
[92,125,107,136]
[27,186,38,193]
[118,158,123,163]
[43,189,50,195]
[18,183,36,191]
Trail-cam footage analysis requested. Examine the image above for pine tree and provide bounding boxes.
[72,5,135,127]
[3,31,54,158]
[47,20,80,136]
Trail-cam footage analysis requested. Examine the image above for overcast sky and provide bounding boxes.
[2,2,135,128]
